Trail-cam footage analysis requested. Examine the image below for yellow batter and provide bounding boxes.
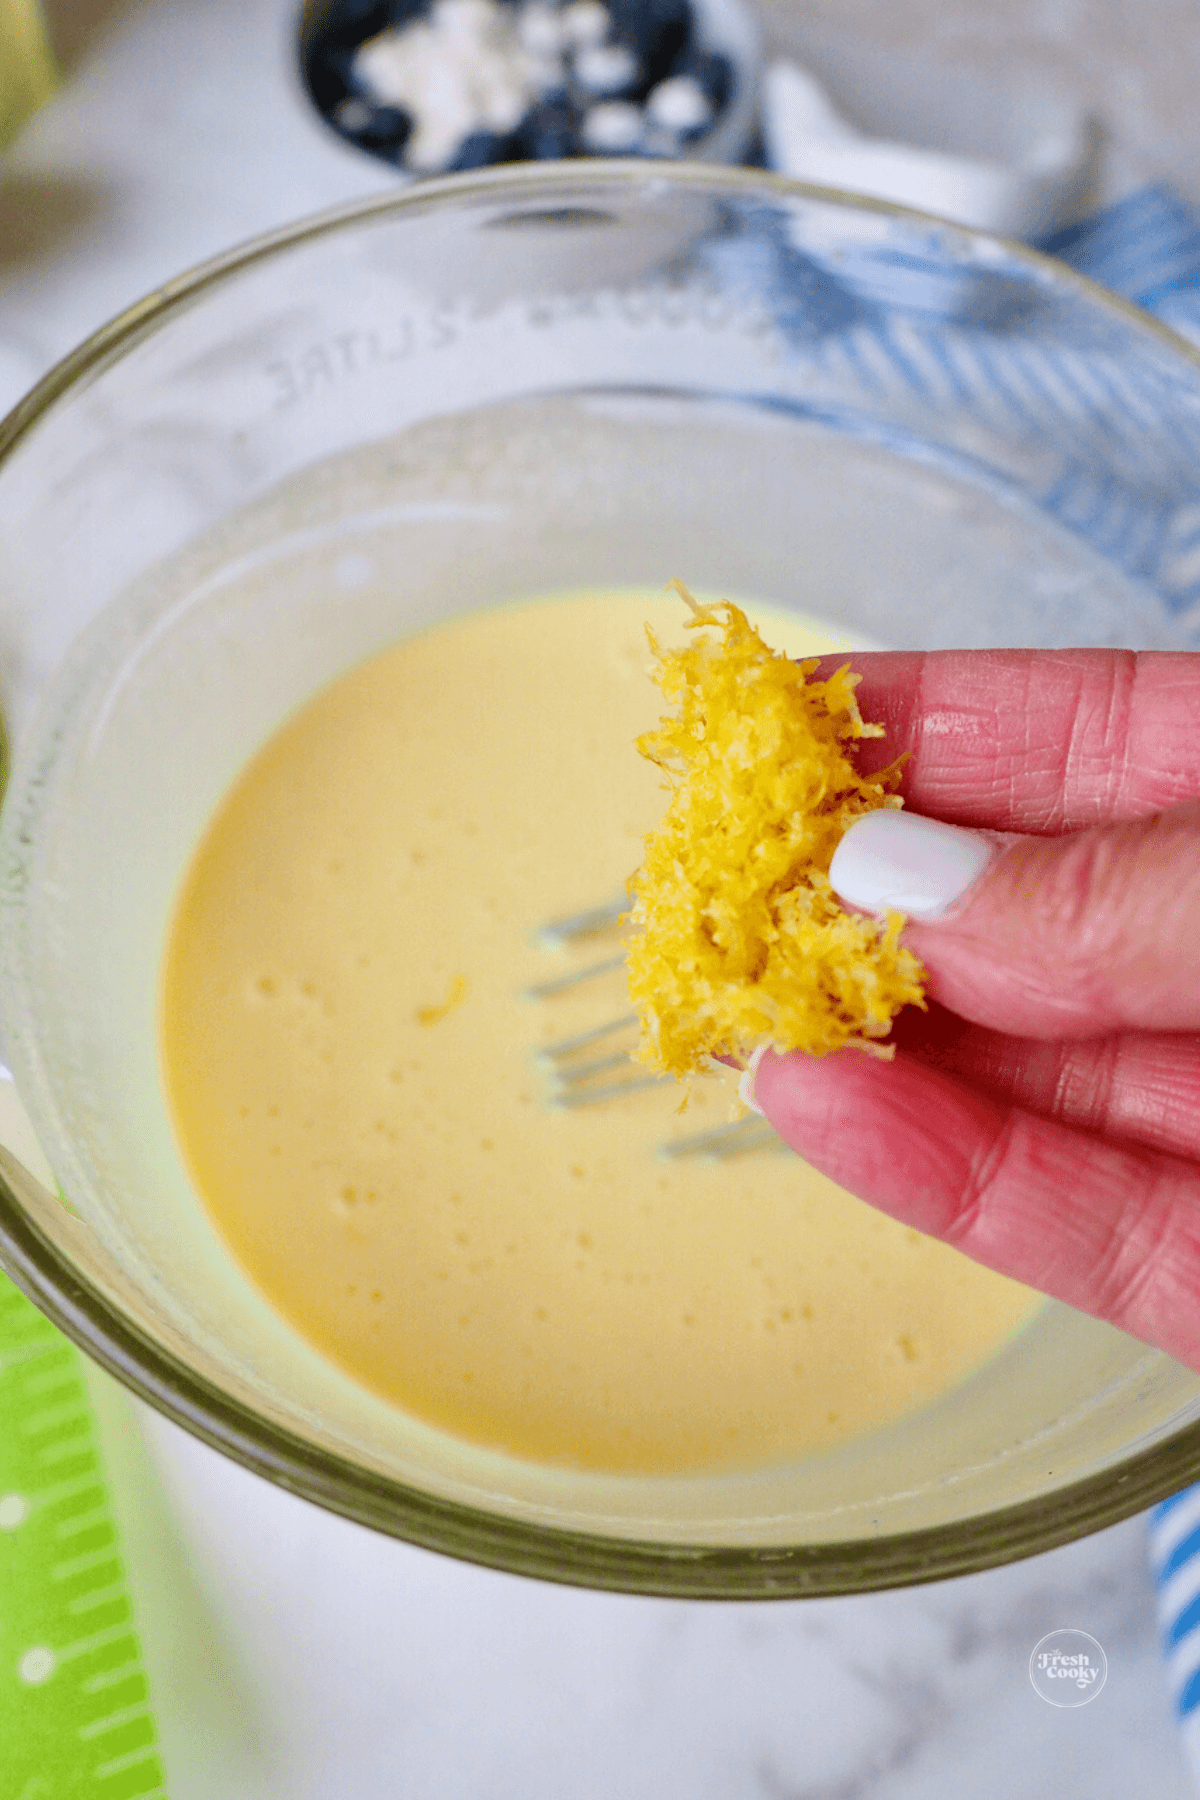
[159,590,1038,1475]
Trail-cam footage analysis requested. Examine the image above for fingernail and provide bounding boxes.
[738,1041,770,1115]
[830,810,996,920]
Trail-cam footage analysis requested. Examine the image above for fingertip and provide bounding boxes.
[831,809,997,920]
[738,1042,770,1115]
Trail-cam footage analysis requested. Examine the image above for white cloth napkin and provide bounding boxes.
[762,49,1099,238]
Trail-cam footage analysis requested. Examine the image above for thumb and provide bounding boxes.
[830,799,1200,1040]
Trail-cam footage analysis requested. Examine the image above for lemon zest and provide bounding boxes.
[624,586,925,1076]
[416,974,470,1027]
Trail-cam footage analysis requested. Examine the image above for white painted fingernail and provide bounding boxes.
[830,810,996,919]
[738,1041,770,1115]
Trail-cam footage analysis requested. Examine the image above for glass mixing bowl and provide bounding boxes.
[2,163,1200,1599]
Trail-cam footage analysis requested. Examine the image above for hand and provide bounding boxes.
[744,647,1200,1369]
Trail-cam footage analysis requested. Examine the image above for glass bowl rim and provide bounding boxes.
[3,159,1200,1599]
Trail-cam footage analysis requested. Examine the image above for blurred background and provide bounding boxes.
[11,0,1200,203]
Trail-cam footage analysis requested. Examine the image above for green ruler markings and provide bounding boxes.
[0,1271,167,1800]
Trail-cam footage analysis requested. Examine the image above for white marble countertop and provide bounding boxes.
[2,2,1197,1794]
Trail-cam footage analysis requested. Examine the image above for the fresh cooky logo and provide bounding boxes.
[1029,1629,1108,1706]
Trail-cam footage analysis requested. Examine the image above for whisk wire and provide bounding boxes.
[523,954,627,1000]
[535,896,627,950]
[527,899,785,1159]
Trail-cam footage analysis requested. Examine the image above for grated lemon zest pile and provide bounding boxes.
[624,584,926,1077]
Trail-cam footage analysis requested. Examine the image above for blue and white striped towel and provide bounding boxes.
[1039,182,1200,347]
[1150,1488,1200,1780]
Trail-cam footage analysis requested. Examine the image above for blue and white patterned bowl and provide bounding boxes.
[299,0,761,173]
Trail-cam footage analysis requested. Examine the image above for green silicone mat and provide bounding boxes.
[0,1269,167,1800]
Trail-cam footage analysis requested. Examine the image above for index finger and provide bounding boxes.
[753,1043,1200,1371]
[812,648,1200,833]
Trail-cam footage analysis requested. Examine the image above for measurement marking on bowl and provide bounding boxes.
[0,1277,166,1798]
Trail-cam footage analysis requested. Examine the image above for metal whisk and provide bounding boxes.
[526,896,783,1159]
